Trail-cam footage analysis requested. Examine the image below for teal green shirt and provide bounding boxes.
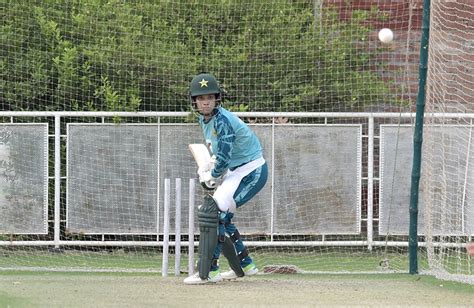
[198,107,263,178]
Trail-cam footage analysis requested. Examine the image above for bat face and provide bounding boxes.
[188,144,211,170]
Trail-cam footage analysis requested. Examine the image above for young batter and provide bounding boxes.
[184,73,268,285]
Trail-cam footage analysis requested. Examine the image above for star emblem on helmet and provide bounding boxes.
[199,79,208,87]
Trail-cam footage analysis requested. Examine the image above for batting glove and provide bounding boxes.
[198,169,217,191]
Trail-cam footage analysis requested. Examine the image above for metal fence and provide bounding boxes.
[0,111,473,250]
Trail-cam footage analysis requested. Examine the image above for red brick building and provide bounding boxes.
[326,0,472,111]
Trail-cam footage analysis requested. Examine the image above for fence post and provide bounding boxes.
[175,178,181,276]
[54,115,61,248]
[367,116,374,250]
[162,179,170,277]
[188,179,195,275]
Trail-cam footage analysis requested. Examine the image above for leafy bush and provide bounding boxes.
[2,0,394,112]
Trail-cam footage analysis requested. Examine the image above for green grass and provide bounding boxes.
[0,251,163,270]
[0,290,31,307]
[0,250,471,276]
[1,250,411,272]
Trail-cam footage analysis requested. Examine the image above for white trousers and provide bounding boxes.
[213,157,265,213]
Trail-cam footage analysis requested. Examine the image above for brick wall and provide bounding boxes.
[325,0,424,109]
[326,0,472,111]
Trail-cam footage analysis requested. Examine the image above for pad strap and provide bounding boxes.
[229,230,241,243]
[218,224,225,243]
[237,247,249,261]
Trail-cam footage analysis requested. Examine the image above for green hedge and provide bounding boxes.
[2,0,395,112]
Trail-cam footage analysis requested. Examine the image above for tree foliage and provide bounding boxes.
[2,1,394,112]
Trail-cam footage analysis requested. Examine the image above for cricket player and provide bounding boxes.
[184,73,268,284]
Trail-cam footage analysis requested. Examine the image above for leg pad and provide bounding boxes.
[222,236,245,277]
[198,195,219,280]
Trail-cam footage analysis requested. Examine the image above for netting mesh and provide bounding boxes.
[2,0,415,113]
[420,0,474,284]
[1,0,472,284]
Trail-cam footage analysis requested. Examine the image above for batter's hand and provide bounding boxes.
[198,169,216,190]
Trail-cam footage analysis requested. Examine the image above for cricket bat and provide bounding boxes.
[188,144,212,170]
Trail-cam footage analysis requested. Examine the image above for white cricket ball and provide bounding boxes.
[378,28,394,43]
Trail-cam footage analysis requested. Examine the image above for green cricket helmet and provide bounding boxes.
[189,73,222,102]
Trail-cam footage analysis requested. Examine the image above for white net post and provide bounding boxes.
[162,178,170,277]
[174,178,181,277]
[188,179,196,276]
[54,115,61,248]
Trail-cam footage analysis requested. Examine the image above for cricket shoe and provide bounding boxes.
[183,270,222,285]
[221,262,259,280]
